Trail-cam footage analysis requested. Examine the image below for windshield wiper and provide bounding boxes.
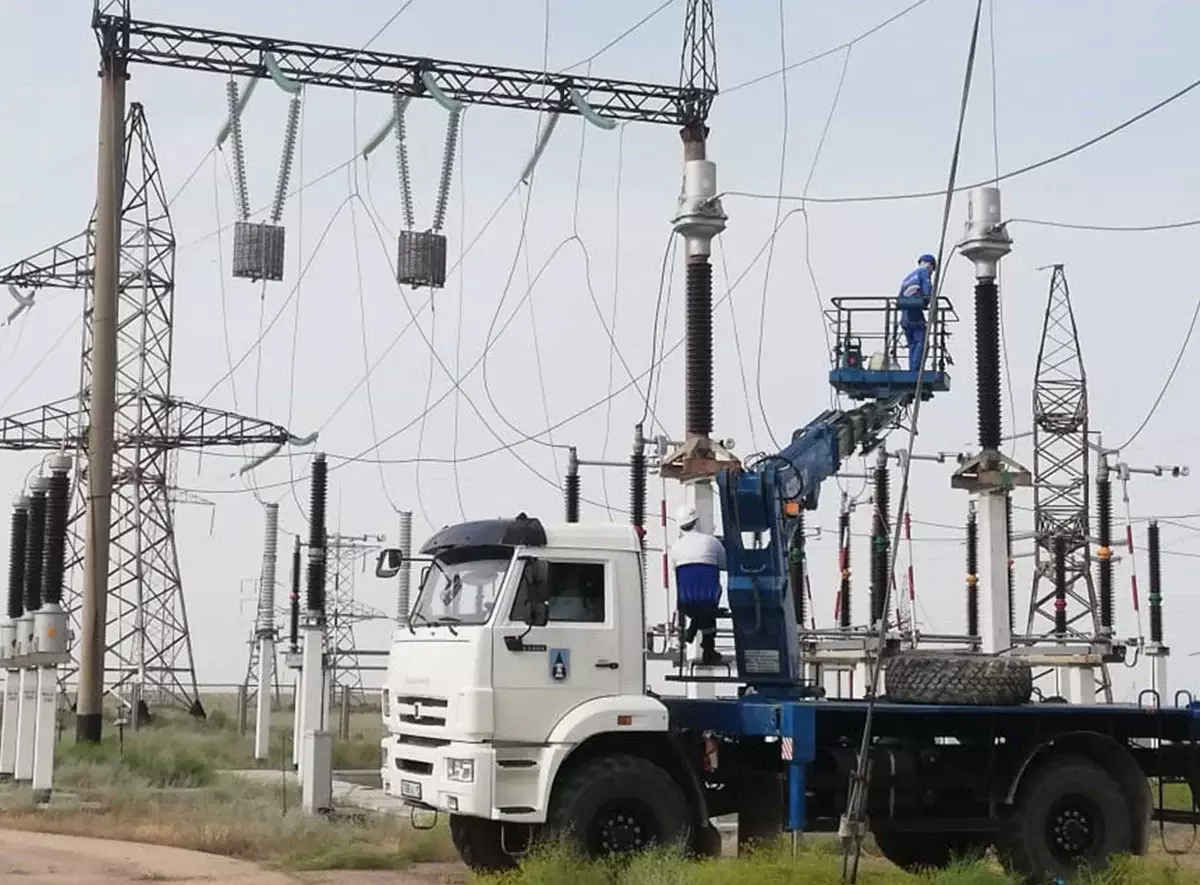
[407,611,461,635]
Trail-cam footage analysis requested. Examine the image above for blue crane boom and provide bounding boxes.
[716,395,913,693]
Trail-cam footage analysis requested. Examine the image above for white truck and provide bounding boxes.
[375,513,1200,882]
[374,513,714,871]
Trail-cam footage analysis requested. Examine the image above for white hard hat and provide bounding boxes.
[676,506,698,530]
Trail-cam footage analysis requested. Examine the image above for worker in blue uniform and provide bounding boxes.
[670,505,726,666]
[896,253,937,371]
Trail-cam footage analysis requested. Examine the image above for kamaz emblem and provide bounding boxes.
[549,648,570,682]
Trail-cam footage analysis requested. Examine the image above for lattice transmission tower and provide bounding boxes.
[0,102,305,716]
[1025,264,1109,699]
[324,534,387,703]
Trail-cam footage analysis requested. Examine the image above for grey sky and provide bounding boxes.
[0,0,1197,697]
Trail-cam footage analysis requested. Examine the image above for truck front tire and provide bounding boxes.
[998,755,1132,882]
[548,753,692,858]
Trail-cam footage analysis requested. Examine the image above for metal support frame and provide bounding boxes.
[324,533,387,703]
[0,103,306,717]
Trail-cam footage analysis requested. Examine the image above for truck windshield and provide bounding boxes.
[409,546,513,628]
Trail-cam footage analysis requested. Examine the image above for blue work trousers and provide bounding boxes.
[902,322,926,371]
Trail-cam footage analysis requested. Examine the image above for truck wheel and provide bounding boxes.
[884,651,1032,705]
[547,753,691,858]
[449,815,526,873]
[998,756,1132,882]
[873,832,990,871]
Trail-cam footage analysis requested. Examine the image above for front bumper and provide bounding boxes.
[380,733,567,823]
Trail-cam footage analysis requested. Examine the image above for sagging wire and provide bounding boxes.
[841,3,985,881]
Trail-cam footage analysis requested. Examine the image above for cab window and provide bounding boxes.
[510,560,606,624]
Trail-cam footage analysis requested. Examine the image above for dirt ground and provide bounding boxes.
[0,830,467,885]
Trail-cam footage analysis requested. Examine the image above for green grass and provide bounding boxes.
[0,695,453,872]
[472,839,1200,885]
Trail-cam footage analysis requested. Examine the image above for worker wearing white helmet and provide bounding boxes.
[669,505,726,666]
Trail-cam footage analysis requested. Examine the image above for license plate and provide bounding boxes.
[399,779,422,800]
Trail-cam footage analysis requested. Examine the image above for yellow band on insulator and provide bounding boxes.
[841,569,851,579]
[1097,546,1112,560]
[966,574,978,586]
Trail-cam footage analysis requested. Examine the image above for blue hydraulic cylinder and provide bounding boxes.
[717,466,804,688]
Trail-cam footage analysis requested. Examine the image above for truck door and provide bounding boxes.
[491,553,622,744]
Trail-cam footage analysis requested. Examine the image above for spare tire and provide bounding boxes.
[884,651,1032,706]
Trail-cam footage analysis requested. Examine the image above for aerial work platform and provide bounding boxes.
[826,295,958,401]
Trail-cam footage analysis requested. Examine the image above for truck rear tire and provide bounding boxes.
[449,815,527,873]
[884,650,1032,706]
[872,831,990,871]
[547,753,691,858]
[998,756,1132,882]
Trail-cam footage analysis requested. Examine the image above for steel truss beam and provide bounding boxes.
[92,5,709,127]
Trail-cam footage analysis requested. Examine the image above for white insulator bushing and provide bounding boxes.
[959,186,1012,279]
[258,503,280,635]
[673,158,726,258]
[0,624,12,666]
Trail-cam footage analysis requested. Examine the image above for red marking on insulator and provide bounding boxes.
[660,499,667,527]
[907,566,915,601]
[839,546,848,570]
[1126,525,1135,552]
[1131,575,1140,612]
[1054,598,1067,610]
[661,553,668,589]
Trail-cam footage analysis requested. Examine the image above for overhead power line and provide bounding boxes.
[724,70,1200,205]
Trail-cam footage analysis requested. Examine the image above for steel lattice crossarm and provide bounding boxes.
[0,396,303,451]
[93,1,712,127]
[0,399,83,450]
[0,232,90,290]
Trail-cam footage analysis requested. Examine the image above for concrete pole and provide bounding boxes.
[77,45,127,744]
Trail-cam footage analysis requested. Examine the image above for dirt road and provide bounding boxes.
[0,830,467,885]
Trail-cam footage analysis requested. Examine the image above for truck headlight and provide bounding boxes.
[446,758,475,783]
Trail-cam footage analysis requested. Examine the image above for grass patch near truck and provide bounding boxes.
[0,708,455,872]
[473,840,1200,885]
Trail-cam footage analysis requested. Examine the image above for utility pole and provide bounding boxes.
[77,8,127,744]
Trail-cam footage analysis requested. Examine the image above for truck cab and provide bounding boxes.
[375,513,701,868]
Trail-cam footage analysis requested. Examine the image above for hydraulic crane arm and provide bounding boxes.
[716,395,911,692]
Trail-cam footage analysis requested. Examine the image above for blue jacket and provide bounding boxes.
[897,266,932,326]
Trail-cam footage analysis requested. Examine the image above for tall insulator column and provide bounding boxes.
[870,451,890,631]
[41,460,70,608]
[1053,535,1067,637]
[629,425,646,540]
[257,503,280,638]
[975,278,1003,452]
[1147,520,1163,646]
[7,498,28,625]
[838,502,852,630]
[288,535,300,651]
[23,480,47,617]
[966,502,979,639]
[305,454,328,617]
[1096,459,1114,633]
[1005,492,1015,633]
[565,448,580,524]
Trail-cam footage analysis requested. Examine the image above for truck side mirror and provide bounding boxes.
[375,548,404,579]
[521,558,550,628]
